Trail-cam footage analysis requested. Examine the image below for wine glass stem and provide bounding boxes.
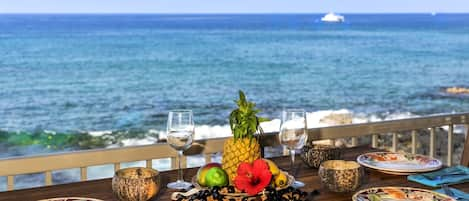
[290,149,295,173]
[177,150,184,182]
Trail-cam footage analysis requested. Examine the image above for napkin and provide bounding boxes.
[407,165,469,187]
[435,187,469,201]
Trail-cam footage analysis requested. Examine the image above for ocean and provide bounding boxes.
[1,13,469,189]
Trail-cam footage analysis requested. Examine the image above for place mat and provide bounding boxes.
[408,165,469,187]
[435,187,469,201]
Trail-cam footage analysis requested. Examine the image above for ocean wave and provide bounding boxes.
[0,109,427,151]
[134,109,424,147]
[5,109,464,159]
[2,109,459,156]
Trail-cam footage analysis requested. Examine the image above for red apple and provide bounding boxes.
[197,163,222,186]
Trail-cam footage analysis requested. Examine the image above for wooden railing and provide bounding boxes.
[1,112,468,191]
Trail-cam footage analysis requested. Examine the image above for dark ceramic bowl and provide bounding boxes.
[112,167,161,201]
[301,144,342,168]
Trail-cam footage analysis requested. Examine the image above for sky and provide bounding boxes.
[0,0,468,14]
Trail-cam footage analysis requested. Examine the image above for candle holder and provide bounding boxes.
[301,144,342,168]
[318,160,363,193]
[112,167,161,201]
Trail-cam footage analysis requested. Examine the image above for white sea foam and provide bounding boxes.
[117,109,424,147]
[88,130,112,137]
[109,109,469,149]
[132,109,357,143]
[120,137,158,146]
[194,124,231,139]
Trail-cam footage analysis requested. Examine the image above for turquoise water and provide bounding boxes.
[1,14,469,157]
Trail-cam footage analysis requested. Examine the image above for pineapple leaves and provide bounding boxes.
[229,90,268,141]
[257,117,270,123]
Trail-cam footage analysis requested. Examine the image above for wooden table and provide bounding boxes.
[1,146,468,201]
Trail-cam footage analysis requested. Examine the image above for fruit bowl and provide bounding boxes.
[171,185,309,201]
[191,171,295,197]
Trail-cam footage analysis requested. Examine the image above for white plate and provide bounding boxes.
[357,152,442,174]
[353,186,456,201]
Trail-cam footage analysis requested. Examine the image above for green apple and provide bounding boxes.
[197,163,222,186]
[205,167,228,187]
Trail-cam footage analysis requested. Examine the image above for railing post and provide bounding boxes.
[283,146,289,156]
[429,127,436,158]
[171,157,177,169]
[7,175,14,191]
[45,171,52,186]
[462,124,469,166]
[171,156,187,169]
[114,163,120,172]
[351,137,358,147]
[447,124,453,166]
[392,133,398,152]
[80,167,87,181]
[146,160,152,168]
[411,130,417,154]
[205,154,212,163]
[181,156,187,168]
[372,134,378,148]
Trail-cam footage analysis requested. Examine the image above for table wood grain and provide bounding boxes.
[1,146,468,201]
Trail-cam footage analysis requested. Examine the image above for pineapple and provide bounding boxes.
[222,91,268,183]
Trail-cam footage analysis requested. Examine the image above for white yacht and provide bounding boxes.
[321,12,345,23]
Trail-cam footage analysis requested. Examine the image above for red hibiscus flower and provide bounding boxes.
[234,159,272,195]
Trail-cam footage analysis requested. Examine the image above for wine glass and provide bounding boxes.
[279,109,307,188]
[166,110,195,190]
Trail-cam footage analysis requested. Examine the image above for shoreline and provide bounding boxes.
[1,110,467,159]
[1,111,468,191]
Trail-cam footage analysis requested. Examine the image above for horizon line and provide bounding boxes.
[1,12,469,15]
